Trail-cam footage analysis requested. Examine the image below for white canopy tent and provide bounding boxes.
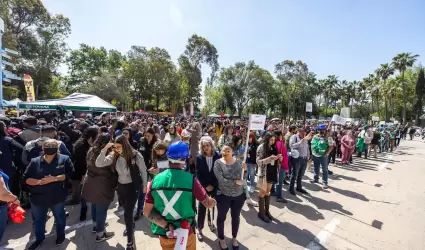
[18,93,117,112]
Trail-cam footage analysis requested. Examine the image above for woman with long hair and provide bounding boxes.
[71,126,99,221]
[114,120,126,138]
[195,136,220,241]
[96,135,147,250]
[218,124,234,150]
[341,130,355,165]
[83,133,115,242]
[134,128,157,221]
[214,142,246,250]
[164,123,181,145]
[256,132,281,223]
[122,128,138,149]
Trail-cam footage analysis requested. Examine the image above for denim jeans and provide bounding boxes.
[136,186,146,214]
[91,203,110,233]
[276,168,286,199]
[313,155,329,184]
[0,204,8,242]
[32,202,66,241]
[246,163,256,187]
[290,157,308,190]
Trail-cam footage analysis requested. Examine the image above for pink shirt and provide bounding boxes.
[276,141,289,171]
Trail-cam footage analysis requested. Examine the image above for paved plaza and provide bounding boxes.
[2,140,425,250]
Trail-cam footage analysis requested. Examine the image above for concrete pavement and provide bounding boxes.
[1,139,425,250]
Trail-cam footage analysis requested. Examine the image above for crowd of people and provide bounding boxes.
[0,112,414,250]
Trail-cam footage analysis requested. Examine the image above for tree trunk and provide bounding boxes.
[402,70,407,124]
[377,90,380,118]
[384,97,388,122]
[391,90,394,120]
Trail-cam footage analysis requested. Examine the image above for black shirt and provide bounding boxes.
[24,154,73,207]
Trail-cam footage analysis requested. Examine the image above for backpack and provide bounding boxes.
[27,141,43,163]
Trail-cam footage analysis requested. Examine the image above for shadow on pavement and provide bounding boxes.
[328,186,369,202]
[241,207,327,249]
[329,174,364,183]
[303,195,353,216]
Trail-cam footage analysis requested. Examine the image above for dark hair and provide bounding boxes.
[0,121,6,137]
[289,125,297,132]
[99,126,108,133]
[144,127,158,145]
[79,122,90,133]
[114,135,135,168]
[223,124,234,135]
[222,141,235,151]
[231,134,242,148]
[87,133,111,168]
[262,132,277,158]
[82,126,99,142]
[114,120,126,131]
[249,133,257,144]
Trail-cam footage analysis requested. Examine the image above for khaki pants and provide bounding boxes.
[159,233,196,250]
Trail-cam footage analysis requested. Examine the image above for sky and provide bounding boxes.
[42,0,425,84]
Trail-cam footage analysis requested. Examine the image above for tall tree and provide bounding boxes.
[414,67,425,125]
[178,34,219,108]
[375,63,395,121]
[392,52,420,123]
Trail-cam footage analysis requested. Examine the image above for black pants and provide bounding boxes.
[117,183,139,243]
[197,191,216,230]
[216,193,245,240]
[328,148,336,164]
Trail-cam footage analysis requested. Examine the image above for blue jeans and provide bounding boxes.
[313,155,329,185]
[290,157,308,190]
[276,168,286,199]
[246,163,256,187]
[91,203,110,233]
[136,187,146,214]
[32,202,66,241]
[0,204,8,242]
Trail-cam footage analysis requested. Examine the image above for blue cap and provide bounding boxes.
[166,141,190,160]
[317,124,327,130]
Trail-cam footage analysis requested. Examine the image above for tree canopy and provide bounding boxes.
[1,1,423,122]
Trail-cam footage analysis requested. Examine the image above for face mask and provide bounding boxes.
[43,148,58,156]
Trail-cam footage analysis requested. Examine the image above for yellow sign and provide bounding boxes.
[23,74,35,102]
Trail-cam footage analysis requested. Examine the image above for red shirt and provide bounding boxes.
[145,173,207,204]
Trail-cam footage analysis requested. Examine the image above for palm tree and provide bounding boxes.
[392,52,419,123]
[375,63,395,121]
[363,74,375,115]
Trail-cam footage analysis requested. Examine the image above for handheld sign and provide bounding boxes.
[241,114,266,179]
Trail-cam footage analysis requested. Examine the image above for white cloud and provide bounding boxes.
[169,3,183,27]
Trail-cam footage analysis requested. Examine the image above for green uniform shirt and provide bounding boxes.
[150,168,195,236]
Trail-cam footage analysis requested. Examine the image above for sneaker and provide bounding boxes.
[56,235,65,246]
[283,179,289,185]
[323,183,328,189]
[328,170,333,175]
[92,222,109,233]
[96,232,115,243]
[288,189,296,196]
[246,198,258,207]
[296,188,309,195]
[249,186,255,193]
[28,240,44,250]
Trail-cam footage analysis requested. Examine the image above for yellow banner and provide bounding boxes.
[23,74,35,102]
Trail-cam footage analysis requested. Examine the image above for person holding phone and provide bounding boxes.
[256,132,281,223]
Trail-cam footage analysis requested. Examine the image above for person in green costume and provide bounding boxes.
[143,141,216,250]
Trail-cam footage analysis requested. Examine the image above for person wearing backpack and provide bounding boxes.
[95,135,147,250]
